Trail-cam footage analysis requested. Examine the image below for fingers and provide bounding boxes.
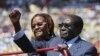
[53,48,58,51]
[9,10,21,18]
[58,44,68,49]
[57,44,68,51]
[9,9,21,24]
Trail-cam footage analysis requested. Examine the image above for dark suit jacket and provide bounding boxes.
[14,33,57,56]
[47,37,98,56]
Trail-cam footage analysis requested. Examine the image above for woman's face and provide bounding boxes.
[31,16,49,39]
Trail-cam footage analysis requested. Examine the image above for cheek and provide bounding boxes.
[42,28,48,34]
[68,29,76,36]
[32,29,34,32]
[32,29,36,35]
[42,25,49,32]
[32,30,35,34]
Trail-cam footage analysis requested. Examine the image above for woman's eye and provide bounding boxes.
[38,23,42,26]
[32,25,35,28]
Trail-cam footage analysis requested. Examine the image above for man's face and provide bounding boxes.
[58,17,78,41]
[31,16,48,39]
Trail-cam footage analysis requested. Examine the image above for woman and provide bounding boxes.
[9,10,57,56]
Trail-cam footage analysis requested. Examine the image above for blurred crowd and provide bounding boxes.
[0,0,100,56]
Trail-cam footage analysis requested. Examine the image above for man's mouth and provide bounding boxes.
[61,30,69,36]
[61,30,68,34]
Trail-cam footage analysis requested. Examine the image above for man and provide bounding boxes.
[48,14,98,56]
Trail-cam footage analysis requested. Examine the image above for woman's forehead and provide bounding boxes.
[33,16,45,22]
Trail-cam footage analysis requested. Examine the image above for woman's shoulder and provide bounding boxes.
[50,36,63,43]
[51,36,62,40]
[49,36,64,47]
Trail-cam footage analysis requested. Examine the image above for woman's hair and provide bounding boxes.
[31,13,55,37]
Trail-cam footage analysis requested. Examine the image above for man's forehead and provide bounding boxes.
[59,17,72,24]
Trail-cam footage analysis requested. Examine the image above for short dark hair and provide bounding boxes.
[67,14,84,34]
[31,13,55,37]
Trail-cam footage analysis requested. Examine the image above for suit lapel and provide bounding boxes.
[69,37,82,56]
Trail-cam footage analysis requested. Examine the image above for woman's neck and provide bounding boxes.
[36,35,50,41]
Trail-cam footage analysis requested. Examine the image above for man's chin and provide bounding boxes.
[61,33,68,37]
[61,36,75,42]
[61,35,68,39]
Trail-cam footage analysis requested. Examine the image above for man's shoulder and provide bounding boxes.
[70,38,98,56]
[82,40,94,46]
[78,39,95,49]
[75,37,94,47]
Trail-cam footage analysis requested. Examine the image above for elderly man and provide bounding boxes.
[48,14,98,56]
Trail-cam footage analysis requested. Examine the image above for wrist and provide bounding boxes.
[13,22,21,33]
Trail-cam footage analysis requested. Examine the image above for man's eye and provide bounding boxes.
[58,23,69,28]
[64,24,69,27]
[58,24,63,28]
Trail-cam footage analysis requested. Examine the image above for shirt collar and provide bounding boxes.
[64,36,79,48]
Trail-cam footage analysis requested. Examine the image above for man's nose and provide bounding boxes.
[61,26,69,31]
[61,26,66,29]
